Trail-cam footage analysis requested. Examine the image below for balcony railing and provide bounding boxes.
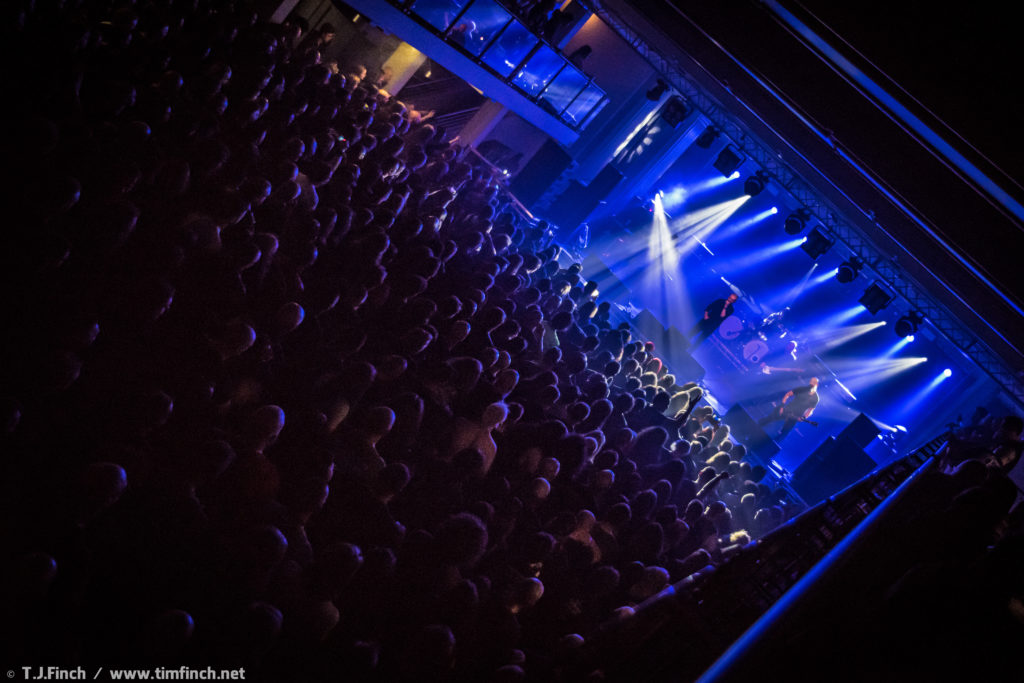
[390,0,608,130]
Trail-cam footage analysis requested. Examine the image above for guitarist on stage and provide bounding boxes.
[758,377,819,441]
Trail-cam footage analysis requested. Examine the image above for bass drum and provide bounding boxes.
[743,340,770,363]
[718,315,744,340]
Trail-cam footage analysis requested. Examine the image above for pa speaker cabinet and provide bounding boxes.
[661,326,706,383]
[792,435,877,504]
[837,412,881,450]
[509,139,572,208]
[724,403,780,461]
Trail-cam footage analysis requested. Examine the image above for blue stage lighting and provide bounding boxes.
[695,125,720,148]
[836,256,864,283]
[907,335,915,342]
[744,171,768,197]
[859,281,893,314]
[895,310,924,338]
[771,206,779,214]
[714,146,745,177]
[942,368,952,378]
[800,228,834,260]
[784,209,810,235]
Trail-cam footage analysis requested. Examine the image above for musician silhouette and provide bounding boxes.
[687,293,738,348]
[759,377,819,441]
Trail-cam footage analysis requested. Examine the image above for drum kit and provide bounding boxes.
[717,307,790,368]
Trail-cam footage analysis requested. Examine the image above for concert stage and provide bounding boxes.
[570,199,988,488]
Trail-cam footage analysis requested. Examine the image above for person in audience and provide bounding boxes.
[448,20,478,48]
[940,414,1023,473]
[300,21,336,56]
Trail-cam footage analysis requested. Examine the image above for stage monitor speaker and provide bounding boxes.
[661,326,706,383]
[791,435,877,505]
[838,412,881,450]
[724,403,780,461]
[631,309,666,346]
[509,139,573,208]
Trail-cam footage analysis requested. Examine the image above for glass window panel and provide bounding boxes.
[540,65,588,116]
[578,97,608,129]
[409,0,467,32]
[512,45,565,97]
[455,0,514,55]
[562,82,605,127]
[480,19,536,77]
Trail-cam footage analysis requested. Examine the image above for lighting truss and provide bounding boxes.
[589,0,1024,408]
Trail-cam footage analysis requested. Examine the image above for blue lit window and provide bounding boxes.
[563,82,605,126]
[409,0,467,32]
[512,45,565,96]
[540,65,588,116]
[456,0,514,56]
[480,19,536,77]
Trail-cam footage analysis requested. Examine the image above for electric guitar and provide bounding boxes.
[759,365,806,375]
[770,404,818,427]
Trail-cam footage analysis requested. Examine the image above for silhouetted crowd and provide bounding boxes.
[5,2,1021,682]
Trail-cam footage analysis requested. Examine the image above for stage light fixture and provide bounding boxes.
[799,228,833,260]
[713,146,745,177]
[646,78,669,101]
[894,310,924,338]
[784,209,810,235]
[942,368,952,378]
[695,126,720,148]
[743,171,768,197]
[660,96,690,127]
[859,282,893,315]
[836,256,863,283]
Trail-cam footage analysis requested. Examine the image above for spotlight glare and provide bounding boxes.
[896,425,907,432]
[942,368,952,378]
[907,335,914,342]
[729,171,740,180]
[771,206,778,214]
